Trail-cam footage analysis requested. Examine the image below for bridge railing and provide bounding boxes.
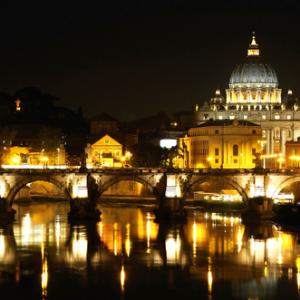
[1,165,300,175]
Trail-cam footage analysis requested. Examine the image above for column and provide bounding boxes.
[280,128,286,156]
[270,129,274,154]
[266,129,271,155]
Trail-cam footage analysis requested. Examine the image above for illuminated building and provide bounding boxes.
[1,145,66,167]
[194,33,300,168]
[86,134,123,168]
[179,119,261,168]
[285,139,300,168]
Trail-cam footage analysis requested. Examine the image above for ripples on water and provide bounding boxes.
[0,201,298,299]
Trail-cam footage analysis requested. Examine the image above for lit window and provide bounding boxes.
[244,115,248,120]
[287,115,291,120]
[229,115,235,120]
[218,115,223,120]
[262,115,266,120]
[275,115,280,120]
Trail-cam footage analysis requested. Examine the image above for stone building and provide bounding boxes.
[86,134,123,168]
[179,119,262,169]
[194,33,300,168]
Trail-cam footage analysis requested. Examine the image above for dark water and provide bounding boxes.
[0,201,299,299]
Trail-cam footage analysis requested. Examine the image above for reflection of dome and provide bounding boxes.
[229,63,278,88]
[229,32,278,89]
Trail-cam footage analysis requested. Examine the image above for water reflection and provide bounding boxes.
[2,201,300,299]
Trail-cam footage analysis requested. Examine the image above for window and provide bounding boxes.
[262,115,266,120]
[252,130,256,134]
[229,115,235,120]
[252,148,256,155]
[215,159,219,164]
[274,115,280,120]
[215,148,219,156]
[233,144,239,156]
[234,159,238,164]
[244,115,248,119]
[215,130,219,134]
[218,115,223,120]
[287,115,291,120]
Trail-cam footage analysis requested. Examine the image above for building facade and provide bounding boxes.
[179,119,262,169]
[194,33,300,167]
[86,134,123,168]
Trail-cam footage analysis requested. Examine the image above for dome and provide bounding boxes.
[229,32,278,89]
[229,62,278,88]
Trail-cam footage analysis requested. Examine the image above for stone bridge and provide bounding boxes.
[0,167,299,221]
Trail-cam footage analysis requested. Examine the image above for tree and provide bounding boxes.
[129,143,163,167]
[161,146,184,168]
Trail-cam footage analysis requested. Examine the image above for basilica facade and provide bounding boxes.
[194,33,300,167]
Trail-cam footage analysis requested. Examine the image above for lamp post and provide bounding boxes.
[57,148,60,166]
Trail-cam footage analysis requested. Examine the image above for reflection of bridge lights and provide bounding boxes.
[165,234,181,264]
[55,216,61,248]
[22,213,32,245]
[236,227,243,253]
[72,232,87,261]
[125,223,131,257]
[193,222,197,258]
[296,257,300,292]
[98,222,103,239]
[41,258,48,298]
[0,235,5,258]
[113,223,118,256]
[120,265,126,292]
[146,215,151,253]
[207,266,213,294]
[250,237,265,262]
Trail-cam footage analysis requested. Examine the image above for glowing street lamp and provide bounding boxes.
[57,148,60,165]
[207,156,213,168]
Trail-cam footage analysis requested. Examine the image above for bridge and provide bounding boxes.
[0,167,299,222]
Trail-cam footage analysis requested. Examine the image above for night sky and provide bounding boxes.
[1,1,300,120]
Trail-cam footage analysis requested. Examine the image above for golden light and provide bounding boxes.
[121,156,125,162]
[72,231,88,261]
[125,223,131,257]
[296,257,300,292]
[125,151,132,158]
[165,234,181,264]
[41,258,48,297]
[10,154,21,165]
[289,155,300,161]
[120,265,126,292]
[40,156,49,162]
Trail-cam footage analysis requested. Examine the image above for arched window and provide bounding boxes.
[233,144,239,156]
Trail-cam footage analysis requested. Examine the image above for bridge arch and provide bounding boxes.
[184,176,248,203]
[271,176,300,200]
[6,175,72,206]
[98,175,158,200]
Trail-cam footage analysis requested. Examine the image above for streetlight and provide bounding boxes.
[57,148,60,166]
[207,156,213,168]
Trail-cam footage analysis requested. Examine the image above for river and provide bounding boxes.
[0,200,299,299]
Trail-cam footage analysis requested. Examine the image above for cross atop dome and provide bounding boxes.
[247,32,260,57]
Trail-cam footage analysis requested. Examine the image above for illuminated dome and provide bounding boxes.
[229,33,278,89]
[229,63,278,88]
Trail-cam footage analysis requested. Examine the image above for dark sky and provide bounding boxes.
[0,1,300,120]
